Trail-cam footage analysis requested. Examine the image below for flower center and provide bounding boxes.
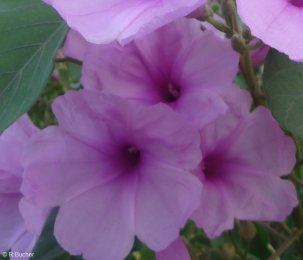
[162,82,181,103]
[121,145,141,169]
[203,156,222,180]
[290,0,303,7]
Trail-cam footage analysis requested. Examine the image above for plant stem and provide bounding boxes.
[268,230,303,260]
[288,173,303,187]
[259,223,288,241]
[206,17,233,36]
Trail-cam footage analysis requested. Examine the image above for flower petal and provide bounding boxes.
[54,176,136,260]
[192,180,234,238]
[0,195,24,252]
[227,107,296,177]
[225,170,298,221]
[156,237,190,260]
[135,161,202,250]
[237,0,303,60]
[45,0,206,44]
[22,127,119,208]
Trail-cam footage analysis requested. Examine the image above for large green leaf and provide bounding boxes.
[263,50,303,137]
[0,0,68,133]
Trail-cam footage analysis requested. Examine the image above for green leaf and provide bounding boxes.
[249,224,270,259]
[0,0,68,133]
[32,208,65,259]
[263,49,303,137]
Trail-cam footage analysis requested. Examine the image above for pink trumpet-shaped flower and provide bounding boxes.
[237,0,303,61]
[192,87,298,238]
[63,18,240,128]
[0,116,47,258]
[22,91,202,260]
[44,0,207,44]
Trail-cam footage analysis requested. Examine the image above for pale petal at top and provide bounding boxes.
[44,0,207,44]
[237,0,303,61]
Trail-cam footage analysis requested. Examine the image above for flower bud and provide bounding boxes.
[200,5,214,21]
[231,34,247,54]
[240,222,256,240]
[242,28,252,42]
[222,0,236,17]
[220,243,236,259]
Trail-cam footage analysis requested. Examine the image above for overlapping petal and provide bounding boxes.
[45,0,207,44]
[237,0,303,61]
